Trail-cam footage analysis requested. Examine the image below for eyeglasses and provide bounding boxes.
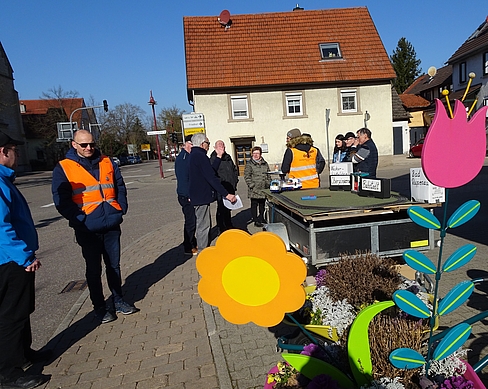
[74,141,96,148]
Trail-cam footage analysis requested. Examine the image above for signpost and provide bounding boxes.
[182,113,205,137]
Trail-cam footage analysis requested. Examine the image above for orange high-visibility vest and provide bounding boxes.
[59,157,122,214]
[289,147,319,189]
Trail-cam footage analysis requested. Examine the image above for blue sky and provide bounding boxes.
[2,1,486,118]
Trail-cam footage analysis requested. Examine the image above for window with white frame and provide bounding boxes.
[483,52,488,76]
[340,90,357,113]
[459,62,467,83]
[319,43,342,59]
[285,93,303,116]
[230,95,249,119]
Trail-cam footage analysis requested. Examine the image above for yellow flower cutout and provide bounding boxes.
[196,229,307,327]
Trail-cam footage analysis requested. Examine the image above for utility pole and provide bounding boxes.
[148,91,164,179]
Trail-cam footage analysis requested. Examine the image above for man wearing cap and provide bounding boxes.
[52,130,139,325]
[175,136,197,255]
[0,131,50,389]
[352,127,378,178]
[344,131,359,162]
[281,128,326,189]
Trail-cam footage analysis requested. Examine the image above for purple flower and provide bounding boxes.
[315,269,327,287]
[308,374,340,389]
[300,343,327,361]
[439,375,475,389]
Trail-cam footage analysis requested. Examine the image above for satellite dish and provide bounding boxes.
[218,10,231,26]
[427,66,437,77]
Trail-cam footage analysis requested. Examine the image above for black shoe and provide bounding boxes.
[254,221,263,227]
[95,308,117,324]
[0,373,49,389]
[25,349,53,364]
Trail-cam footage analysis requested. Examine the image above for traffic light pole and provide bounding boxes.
[69,100,108,131]
[148,91,164,179]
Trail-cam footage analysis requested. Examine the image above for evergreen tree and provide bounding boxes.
[390,37,422,94]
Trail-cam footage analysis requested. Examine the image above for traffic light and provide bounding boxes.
[103,100,108,112]
[170,133,177,143]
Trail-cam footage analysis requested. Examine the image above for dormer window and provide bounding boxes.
[319,43,342,59]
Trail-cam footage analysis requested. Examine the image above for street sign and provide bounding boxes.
[182,113,205,130]
[147,130,166,135]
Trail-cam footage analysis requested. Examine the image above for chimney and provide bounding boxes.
[293,4,304,11]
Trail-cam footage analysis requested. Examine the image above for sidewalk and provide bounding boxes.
[36,155,488,388]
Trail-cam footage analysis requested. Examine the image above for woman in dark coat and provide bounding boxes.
[244,146,271,227]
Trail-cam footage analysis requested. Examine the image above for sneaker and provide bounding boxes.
[95,308,117,324]
[0,373,50,389]
[115,301,140,315]
[254,221,263,227]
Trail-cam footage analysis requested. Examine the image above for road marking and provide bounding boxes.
[122,174,151,178]
[125,181,134,185]
[41,203,55,208]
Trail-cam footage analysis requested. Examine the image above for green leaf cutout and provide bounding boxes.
[438,280,474,316]
[347,301,395,387]
[434,323,472,361]
[389,348,426,369]
[403,250,436,274]
[448,200,480,229]
[442,244,477,273]
[408,206,441,230]
[282,354,355,389]
[393,290,431,319]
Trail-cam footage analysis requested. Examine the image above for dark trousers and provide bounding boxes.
[0,262,34,380]
[75,227,123,310]
[216,195,233,232]
[251,198,266,223]
[178,195,197,251]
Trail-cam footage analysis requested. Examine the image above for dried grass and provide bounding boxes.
[324,252,402,307]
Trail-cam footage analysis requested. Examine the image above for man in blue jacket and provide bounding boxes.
[352,127,378,178]
[0,131,50,389]
[189,133,236,252]
[52,130,138,324]
[175,136,197,255]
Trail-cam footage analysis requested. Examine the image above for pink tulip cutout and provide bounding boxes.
[422,99,488,188]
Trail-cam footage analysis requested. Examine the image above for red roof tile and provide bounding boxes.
[399,94,431,109]
[184,7,396,90]
[20,98,85,121]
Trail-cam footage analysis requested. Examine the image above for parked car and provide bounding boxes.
[111,157,120,166]
[118,155,129,165]
[127,155,142,164]
[409,138,424,158]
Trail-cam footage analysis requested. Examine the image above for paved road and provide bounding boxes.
[18,160,178,349]
[16,155,488,387]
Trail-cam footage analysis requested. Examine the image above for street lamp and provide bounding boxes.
[148,91,164,179]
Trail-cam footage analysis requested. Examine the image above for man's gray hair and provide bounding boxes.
[191,133,207,146]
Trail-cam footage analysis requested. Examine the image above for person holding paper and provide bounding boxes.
[189,133,236,252]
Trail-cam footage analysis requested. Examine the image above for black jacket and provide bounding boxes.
[209,151,239,194]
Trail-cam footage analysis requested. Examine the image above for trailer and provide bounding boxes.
[264,188,440,267]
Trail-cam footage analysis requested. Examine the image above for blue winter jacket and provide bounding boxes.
[0,164,38,267]
[52,148,128,233]
[188,146,228,206]
[175,148,191,197]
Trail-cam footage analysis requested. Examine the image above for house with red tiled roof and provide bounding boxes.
[19,98,99,169]
[400,16,488,151]
[184,6,401,172]
[0,42,29,172]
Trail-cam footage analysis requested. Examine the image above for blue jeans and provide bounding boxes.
[75,227,123,310]
[177,195,197,252]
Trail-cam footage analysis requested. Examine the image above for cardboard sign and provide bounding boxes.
[330,162,353,176]
[358,178,391,199]
[410,168,445,203]
[329,175,351,191]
